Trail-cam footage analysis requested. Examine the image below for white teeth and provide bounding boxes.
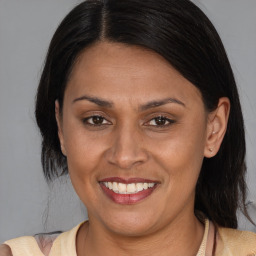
[148,183,154,188]
[127,183,136,193]
[108,182,113,190]
[118,183,127,194]
[136,183,144,192]
[143,183,148,190]
[102,181,156,194]
[112,182,118,193]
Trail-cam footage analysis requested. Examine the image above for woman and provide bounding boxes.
[1,0,256,255]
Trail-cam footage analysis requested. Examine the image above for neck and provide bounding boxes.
[76,213,204,256]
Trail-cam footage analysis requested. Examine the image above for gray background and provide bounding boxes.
[0,0,255,243]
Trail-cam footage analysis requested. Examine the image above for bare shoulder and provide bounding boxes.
[0,244,13,256]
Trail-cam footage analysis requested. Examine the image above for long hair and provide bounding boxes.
[35,0,248,228]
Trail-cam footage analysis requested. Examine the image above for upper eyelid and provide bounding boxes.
[83,115,111,123]
[145,113,174,121]
[82,112,111,120]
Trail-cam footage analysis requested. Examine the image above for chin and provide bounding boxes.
[97,209,163,237]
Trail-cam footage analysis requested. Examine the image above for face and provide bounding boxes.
[57,42,210,236]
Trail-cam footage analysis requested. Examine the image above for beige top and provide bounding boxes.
[4,222,82,256]
[4,219,256,256]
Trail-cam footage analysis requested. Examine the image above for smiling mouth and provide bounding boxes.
[99,178,159,204]
[102,181,156,194]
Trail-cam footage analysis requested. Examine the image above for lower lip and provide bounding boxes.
[100,183,157,205]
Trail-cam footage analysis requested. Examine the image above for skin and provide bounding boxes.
[56,41,228,256]
[0,41,229,255]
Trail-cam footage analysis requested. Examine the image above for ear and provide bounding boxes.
[204,97,230,158]
[55,100,67,156]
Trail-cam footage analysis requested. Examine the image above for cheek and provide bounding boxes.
[61,117,104,183]
[64,133,105,206]
[153,119,207,184]
[151,127,206,214]
[63,111,104,159]
[65,135,104,177]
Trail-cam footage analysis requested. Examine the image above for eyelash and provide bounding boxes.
[82,115,175,128]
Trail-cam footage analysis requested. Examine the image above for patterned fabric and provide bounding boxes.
[34,232,62,256]
[4,222,83,256]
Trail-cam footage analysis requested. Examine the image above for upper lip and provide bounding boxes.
[99,177,160,184]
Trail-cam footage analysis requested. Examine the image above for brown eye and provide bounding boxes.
[92,116,104,125]
[83,115,110,126]
[148,116,174,126]
[155,117,167,125]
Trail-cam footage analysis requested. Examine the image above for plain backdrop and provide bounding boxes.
[0,0,256,243]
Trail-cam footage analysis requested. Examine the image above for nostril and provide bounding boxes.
[104,129,149,169]
[106,147,149,169]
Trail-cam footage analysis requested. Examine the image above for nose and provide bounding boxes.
[105,125,149,170]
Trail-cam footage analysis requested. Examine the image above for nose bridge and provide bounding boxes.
[106,121,148,169]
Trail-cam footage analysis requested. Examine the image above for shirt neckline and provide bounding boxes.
[50,219,210,256]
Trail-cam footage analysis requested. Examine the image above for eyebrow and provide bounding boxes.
[72,95,185,110]
[73,95,113,108]
[139,98,185,111]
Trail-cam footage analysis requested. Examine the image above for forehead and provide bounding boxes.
[71,41,183,81]
[65,41,203,107]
